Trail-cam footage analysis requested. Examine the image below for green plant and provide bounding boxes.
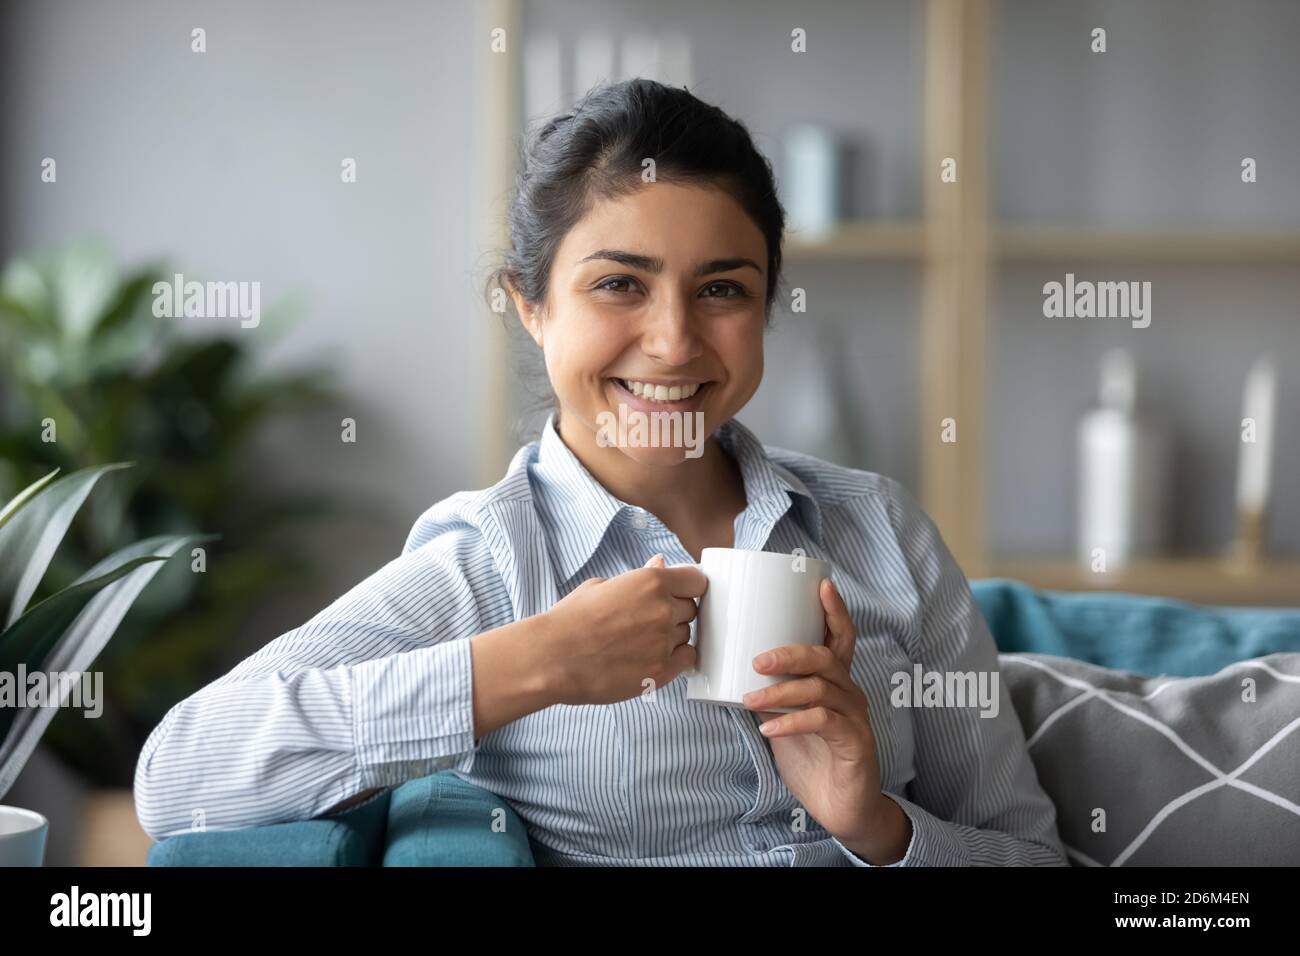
[0,240,348,786]
[0,464,208,799]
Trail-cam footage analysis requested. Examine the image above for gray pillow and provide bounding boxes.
[999,652,1300,866]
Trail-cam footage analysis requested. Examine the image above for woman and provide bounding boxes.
[135,79,1066,867]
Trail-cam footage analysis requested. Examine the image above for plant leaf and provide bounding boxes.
[0,257,53,334]
[0,462,133,628]
[52,241,118,346]
[0,467,60,532]
[0,553,163,694]
[0,533,207,797]
[94,267,167,339]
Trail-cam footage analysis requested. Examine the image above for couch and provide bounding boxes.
[147,578,1300,866]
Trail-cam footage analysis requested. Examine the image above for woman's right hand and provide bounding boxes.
[542,554,707,705]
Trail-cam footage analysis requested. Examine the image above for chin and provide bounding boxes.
[614,443,707,466]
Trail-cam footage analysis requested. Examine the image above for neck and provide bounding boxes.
[554,409,745,526]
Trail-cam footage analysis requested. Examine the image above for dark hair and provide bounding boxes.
[488,78,786,320]
[485,79,786,436]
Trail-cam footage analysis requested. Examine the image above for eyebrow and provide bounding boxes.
[577,249,763,277]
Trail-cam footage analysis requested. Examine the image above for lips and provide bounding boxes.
[608,377,711,413]
[619,379,703,401]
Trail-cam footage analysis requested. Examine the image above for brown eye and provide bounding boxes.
[595,276,639,294]
[701,281,743,298]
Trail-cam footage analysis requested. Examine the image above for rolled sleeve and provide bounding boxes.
[352,636,482,788]
[134,516,509,841]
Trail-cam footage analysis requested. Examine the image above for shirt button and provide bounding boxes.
[631,514,649,530]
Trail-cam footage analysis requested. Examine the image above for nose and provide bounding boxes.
[640,290,703,367]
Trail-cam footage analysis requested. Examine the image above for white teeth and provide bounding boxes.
[619,379,701,403]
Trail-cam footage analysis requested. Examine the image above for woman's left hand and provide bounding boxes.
[742,578,909,863]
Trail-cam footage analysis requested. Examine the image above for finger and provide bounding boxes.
[743,673,856,715]
[753,643,856,693]
[821,578,856,669]
[655,563,709,598]
[675,620,693,645]
[758,705,851,744]
[644,553,665,568]
[668,638,697,677]
[670,594,700,625]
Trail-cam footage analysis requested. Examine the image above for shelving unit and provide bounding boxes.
[988,558,1300,607]
[996,227,1300,263]
[475,0,1299,606]
[787,224,1300,265]
[913,1,1297,606]
[476,0,521,487]
[785,221,925,260]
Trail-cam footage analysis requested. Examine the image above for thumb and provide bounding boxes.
[821,578,856,667]
[644,552,665,568]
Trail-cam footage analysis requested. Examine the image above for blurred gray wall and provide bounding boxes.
[0,0,488,649]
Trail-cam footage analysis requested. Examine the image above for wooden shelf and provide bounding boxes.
[785,221,925,260]
[996,227,1300,263]
[785,223,1300,263]
[988,557,1300,606]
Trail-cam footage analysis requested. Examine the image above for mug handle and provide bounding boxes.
[684,560,705,678]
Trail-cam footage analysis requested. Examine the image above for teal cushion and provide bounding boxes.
[382,770,535,866]
[146,788,391,866]
[971,578,1300,676]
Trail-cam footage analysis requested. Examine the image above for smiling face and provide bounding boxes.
[512,180,769,468]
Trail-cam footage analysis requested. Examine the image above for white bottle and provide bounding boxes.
[1076,349,1168,570]
[783,123,840,241]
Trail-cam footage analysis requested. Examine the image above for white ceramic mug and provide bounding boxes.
[685,548,831,710]
[0,806,48,866]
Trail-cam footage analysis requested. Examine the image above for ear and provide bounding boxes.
[510,284,545,348]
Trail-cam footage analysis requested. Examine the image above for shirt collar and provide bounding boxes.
[529,410,823,587]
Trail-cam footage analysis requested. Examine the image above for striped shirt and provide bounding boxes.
[134,411,1067,866]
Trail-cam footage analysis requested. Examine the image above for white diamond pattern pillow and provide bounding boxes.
[999,652,1300,866]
